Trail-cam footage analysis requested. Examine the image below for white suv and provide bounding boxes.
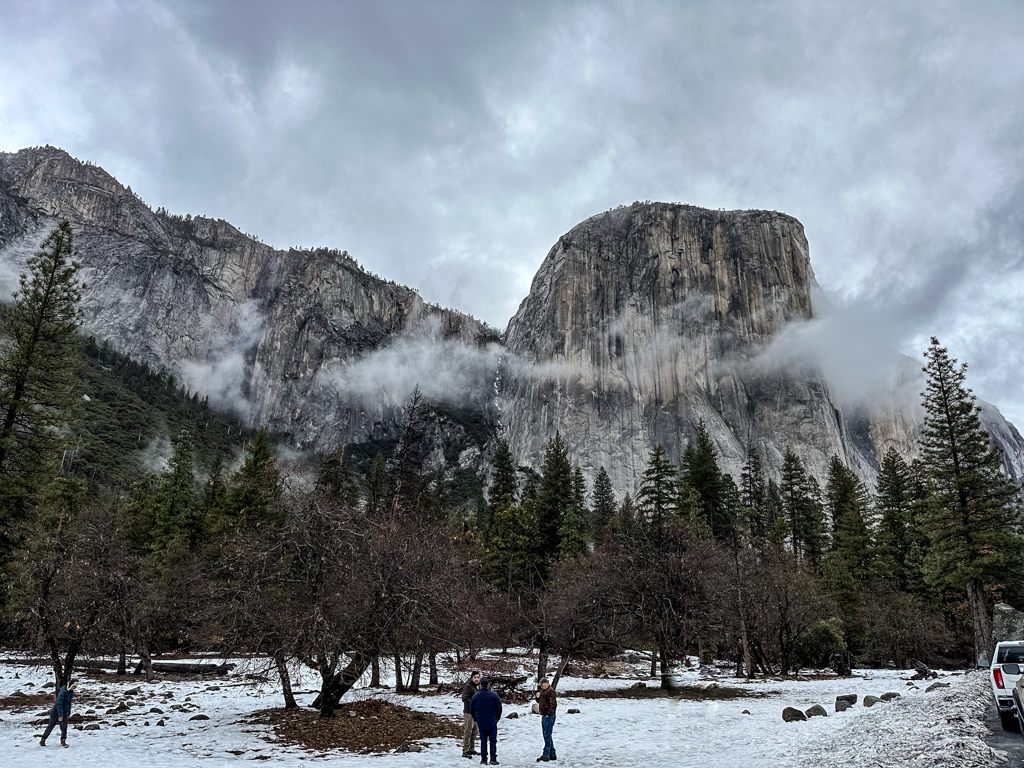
[991,640,1024,731]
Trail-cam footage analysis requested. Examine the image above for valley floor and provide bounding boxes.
[0,653,1011,767]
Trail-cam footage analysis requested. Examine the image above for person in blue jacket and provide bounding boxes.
[469,677,503,765]
[40,679,76,748]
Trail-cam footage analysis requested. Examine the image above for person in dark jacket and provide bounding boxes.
[469,677,502,765]
[461,671,481,757]
[536,677,557,761]
[40,679,76,748]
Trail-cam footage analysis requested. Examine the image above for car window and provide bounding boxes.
[997,646,1024,664]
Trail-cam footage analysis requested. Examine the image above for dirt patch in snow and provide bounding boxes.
[244,698,461,754]
[565,684,780,701]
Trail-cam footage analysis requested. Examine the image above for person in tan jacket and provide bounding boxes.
[536,677,557,762]
[461,671,481,758]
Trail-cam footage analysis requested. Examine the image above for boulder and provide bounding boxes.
[631,682,648,689]
[124,687,141,696]
[150,707,164,714]
[741,710,751,715]
[105,702,129,715]
[567,708,581,714]
[157,719,165,727]
[189,714,210,721]
[880,692,901,701]
[835,694,857,706]
[113,721,127,727]
[531,703,540,715]
[925,682,950,693]
[805,704,828,718]
[863,696,882,707]
[68,713,85,724]
[835,700,851,713]
[398,744,424,753]
[506,712,519,719]
[782,707,807,722]
[84,723,100,731]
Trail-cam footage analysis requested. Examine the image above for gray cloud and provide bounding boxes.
[1,0,1021,425]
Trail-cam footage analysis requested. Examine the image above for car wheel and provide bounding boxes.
[1000,708,1021,732]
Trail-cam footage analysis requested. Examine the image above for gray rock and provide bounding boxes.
[926,682,950,692]
[805,704,828,718]
[567,708,581,714]
[84,723,100,731]
[863,696,882,707]
[124,687,141,696]
[506,712,519,719]
[835,700,851,713]
[880,692,901,701]
[835,694,858,706]
[993,603,1024,644]
[113,721,127,727]
[189,714,210,721]
[741,709,751,715]
[156,719,165,727]
[782,707,807,722]
[150,707,164,714]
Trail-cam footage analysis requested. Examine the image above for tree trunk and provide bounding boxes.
[370,656,381,688]
[274,650,297,709]
[315,653,372,717]
[116,647,127,676]
[428,652,438,685]
[551,652,571,690]
[409,652,424,693]
[393,654,405,692]
[536,636,548,683]
[659,645,673,690]
[649,652,657,678]
[967,579,993,666]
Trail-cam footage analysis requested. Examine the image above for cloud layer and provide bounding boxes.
[1,0,1021,424]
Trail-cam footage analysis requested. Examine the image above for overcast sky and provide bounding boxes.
[1,0,1021,425]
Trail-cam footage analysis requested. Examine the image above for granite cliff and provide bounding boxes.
[1,146,1021,494]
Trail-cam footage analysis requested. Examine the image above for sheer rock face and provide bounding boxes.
[0,147,495,451]
[1,148,1021,493]
[500,203,1024,493]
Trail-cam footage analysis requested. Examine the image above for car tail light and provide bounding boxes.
[994,668,1005,689]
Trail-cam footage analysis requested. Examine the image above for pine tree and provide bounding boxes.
[764,479,788,553]
[740,451,767,545]
[780,449,825,567]
[591,467,617,543]
[153,430,200,546]
[534,433,574,561]
[485,502,540,592]
[366,453,390,518]
[825,455,871,580]
[488,439,518,512]
[0,221,82,519]
[683,423,733,540]
[558,467,590,558]
[918,337,1021,663]
[874,448,927,592]
[637,445,677,531]
[227,429,282,527]
[612,493,638,537]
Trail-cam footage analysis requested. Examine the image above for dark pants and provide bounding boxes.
[42,710,68,742]
[479,723,497,758]
[542,715,556,758]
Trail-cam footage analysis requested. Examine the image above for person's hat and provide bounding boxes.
[540,677,550,684]
[480,677,491,689]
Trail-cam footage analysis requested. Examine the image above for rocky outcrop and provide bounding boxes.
[500,203,1024,493]
[0,146,497,457]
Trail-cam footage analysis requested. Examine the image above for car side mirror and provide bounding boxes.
[1003,663,1021,676]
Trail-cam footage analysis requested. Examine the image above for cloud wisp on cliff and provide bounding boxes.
[0,0,1021,424]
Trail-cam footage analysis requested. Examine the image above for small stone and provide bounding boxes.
[880,692,901,701]
[113,720,127,727]
[567,708,581,714]
[157,719,165,727]
[189,714,210,721]
[124,687,141,696]
[84,723,100,731]
[805,704,828,718]
[68,713,85,724]
[506,712,519,719]
[631,682,648,689]
[926,682,950,693]
[741,709,751,715]
[782,707,807,722]
[863,695,882,707]
[150,707,164,714]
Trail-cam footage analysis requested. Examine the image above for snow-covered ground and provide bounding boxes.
[0,655,1009,767]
